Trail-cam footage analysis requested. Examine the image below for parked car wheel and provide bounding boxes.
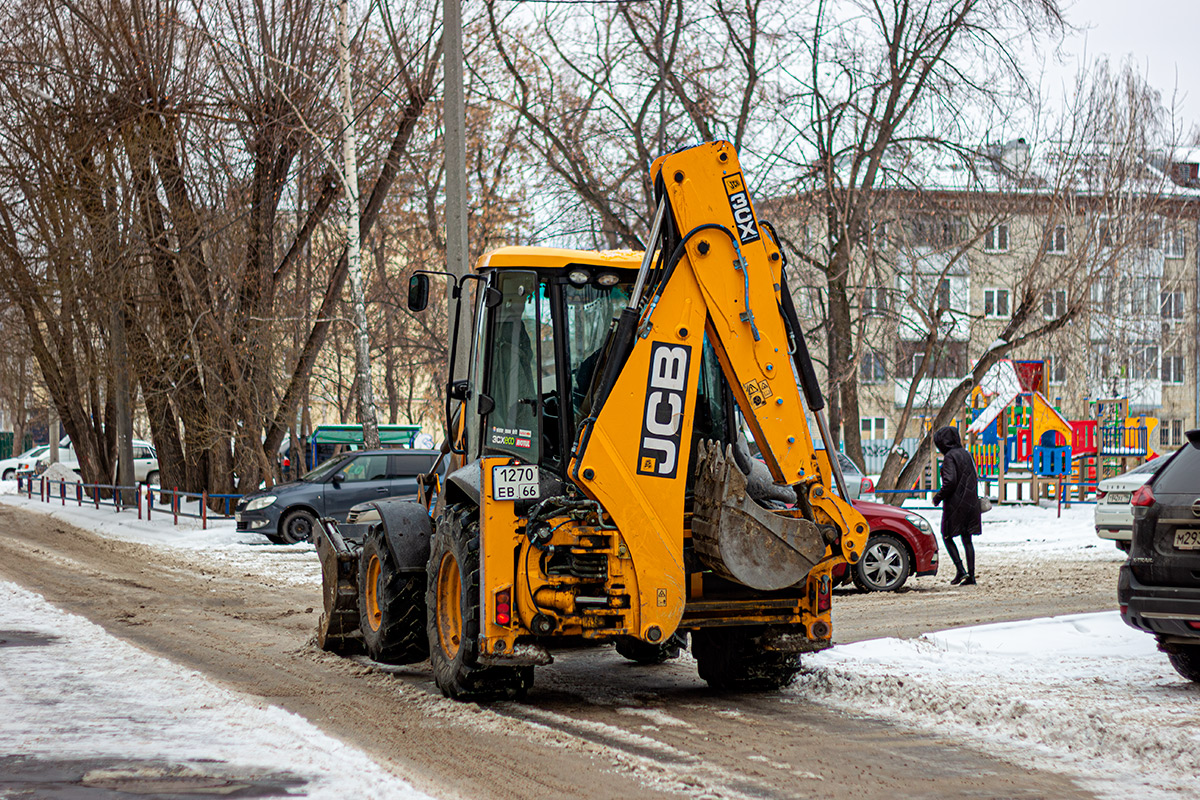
[278,509,318,544]
[2,468,13,480]
[144,470,160,488]
[853,533,912,592]
[1165,643,1200,684]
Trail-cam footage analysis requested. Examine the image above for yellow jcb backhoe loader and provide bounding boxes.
[315,141,869,699]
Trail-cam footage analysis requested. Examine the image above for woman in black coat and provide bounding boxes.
[932,426,982,585]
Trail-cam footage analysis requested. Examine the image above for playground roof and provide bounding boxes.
[968,361,1023,434]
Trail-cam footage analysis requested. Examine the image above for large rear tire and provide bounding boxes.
[692,628,800,690]
[358,527,428,665]
[426,505,532,700]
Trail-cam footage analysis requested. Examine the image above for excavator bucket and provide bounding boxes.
[315,519,364,654]
[691,441,827,591]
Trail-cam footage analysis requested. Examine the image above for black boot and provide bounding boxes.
[961,575,976,585]
[950,571,966,585]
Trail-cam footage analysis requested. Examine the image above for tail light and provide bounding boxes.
[1131,485,1155,507]
[1096,490,1107,500]
[1187,621,1200,631]
[495,589,512,626]
[860,477,875,494]
[817,575,831,612]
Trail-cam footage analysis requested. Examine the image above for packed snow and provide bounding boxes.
[799,612,1200,800]
[0,580,430,799]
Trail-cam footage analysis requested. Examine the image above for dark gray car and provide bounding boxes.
[235,449,440,544]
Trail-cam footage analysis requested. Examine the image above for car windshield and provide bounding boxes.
[301,455,351,482]
[20,446,48,459]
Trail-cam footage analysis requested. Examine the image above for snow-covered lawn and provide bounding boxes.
[799,612,1200,799]
[0,479,322,587]
[0,580,429,799]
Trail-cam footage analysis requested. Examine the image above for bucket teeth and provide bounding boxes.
[692,439,826,591]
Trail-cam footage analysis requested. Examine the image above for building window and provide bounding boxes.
[1127,277,1160,317]
[1045,356,1066,385]
[935,278,951,312]
[1098,217,1117,248]
[1042,289,1066,320]
[1162,354,1185,384]
[1164,226,1186,258]
[1132,344,1159,381]
[1162,419,1184,447]
[983,288,1010,318]
[862,286,889,315]
[860,417,887,440]
[984,224,1009,252]
[1143,218,1162,249]
[1045,224,1067,254]
[860,351,886,384]
[1161,289,1186,320]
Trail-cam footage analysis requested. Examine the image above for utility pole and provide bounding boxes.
[113,305,135,503]
[444,0,470,381]
[339,0,381,449]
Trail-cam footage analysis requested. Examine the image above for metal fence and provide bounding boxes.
[858,437,920,474]
[16,475,241,530]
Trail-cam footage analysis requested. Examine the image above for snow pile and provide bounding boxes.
[799,612,1200,799]
[40,462,82,483]
[0,580,430,799]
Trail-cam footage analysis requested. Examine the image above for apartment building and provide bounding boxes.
[786,141,1200,463]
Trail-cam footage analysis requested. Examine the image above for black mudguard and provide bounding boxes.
[370,498,435,573]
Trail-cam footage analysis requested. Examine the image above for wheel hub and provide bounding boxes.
[364,554,383,632]
[436,552,463,659]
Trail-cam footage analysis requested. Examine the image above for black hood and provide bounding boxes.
[933,426,962,454]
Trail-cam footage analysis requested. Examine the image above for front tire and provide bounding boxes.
[359,527,428,665]
[279,509,318,544]
[2,469,13,481]
[145,470,160,488]
[1164,643,1200,683]
[692,628,800,690]
[853,533,912,592]
[426,506,532,700]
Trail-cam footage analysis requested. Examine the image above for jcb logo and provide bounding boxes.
[723,173,760,245]
[637,343,692,478]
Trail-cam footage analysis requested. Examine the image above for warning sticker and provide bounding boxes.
[744,379,773,407]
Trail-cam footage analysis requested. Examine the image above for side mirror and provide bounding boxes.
[332,472,345,487]
[448,379,470,402]
[408,274,430,312]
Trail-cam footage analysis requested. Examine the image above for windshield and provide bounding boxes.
[563,283,629,419]
[301,454,350,482]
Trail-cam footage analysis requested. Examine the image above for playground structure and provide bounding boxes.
[918,360,1158,504]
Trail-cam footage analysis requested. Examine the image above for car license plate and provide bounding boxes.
[1107,492,1130,504]
[492,464,539,501]
[1174,529,1200,550]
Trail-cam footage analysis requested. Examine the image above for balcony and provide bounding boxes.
[894,377,966,409]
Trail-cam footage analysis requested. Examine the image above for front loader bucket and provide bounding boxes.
[315,519,364,655]
[691,441,827,591]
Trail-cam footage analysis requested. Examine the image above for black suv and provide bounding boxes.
[1119,429,1200,683]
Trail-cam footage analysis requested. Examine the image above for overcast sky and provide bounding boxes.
[1054,0,1200,135]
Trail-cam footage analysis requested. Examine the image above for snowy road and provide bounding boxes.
[0,483,1195,799]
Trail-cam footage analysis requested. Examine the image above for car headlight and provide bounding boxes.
[905,514,932,532]
[246,495,277,511]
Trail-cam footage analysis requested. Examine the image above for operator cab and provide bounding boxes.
[434,246,732,481]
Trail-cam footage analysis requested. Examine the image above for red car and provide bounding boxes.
[832,500,940,592]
